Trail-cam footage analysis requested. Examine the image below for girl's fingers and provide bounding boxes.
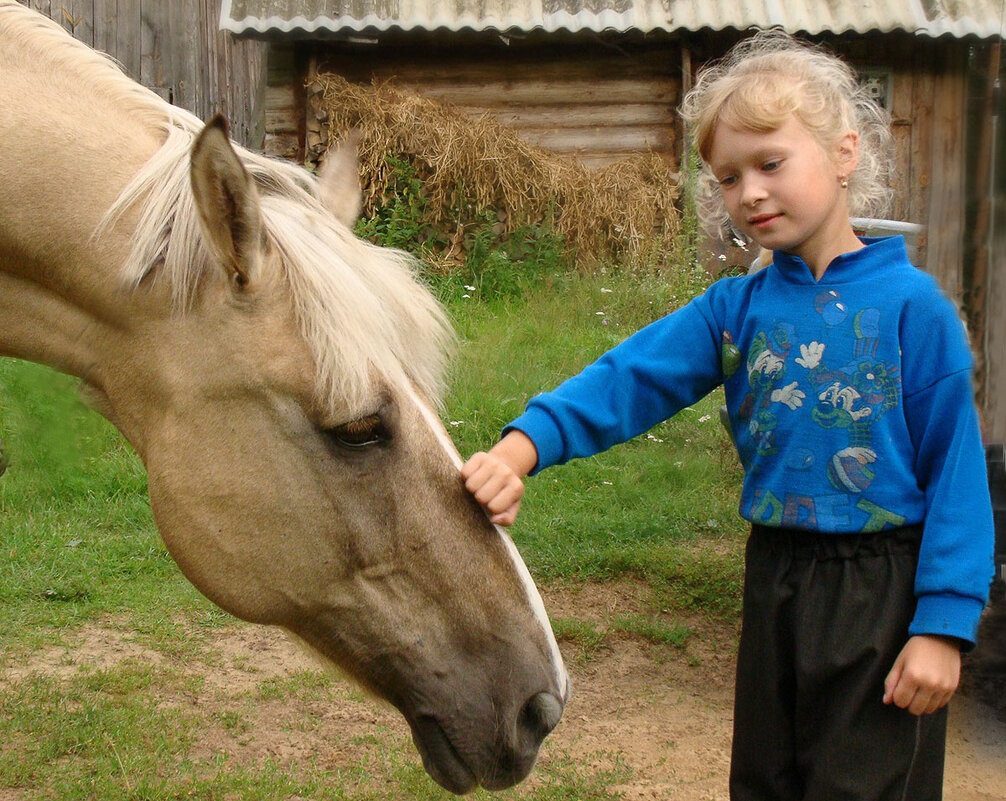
[465,462,506,497]
[490,501,521,527]
[460,451,488,481]
[883,660,903,705]
[461,454,525,515]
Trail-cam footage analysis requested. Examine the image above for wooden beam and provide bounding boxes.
[926,44,967,299]
[968,41,1000,434]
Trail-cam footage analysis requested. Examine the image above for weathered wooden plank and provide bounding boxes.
[265,84,298,112]
[216,9,233,122]
[200,0,219,118]
[317,48,674,85]
[115,0,142,81]
[54,0,73,34]
[229,26,262,138]
[265,101,299,135]
[171,0,201,113]
[887,38,915,223]
[264,130,301,160]
[140,0,172,102]
[523,126,673,155]
[139,1,156,91]
[988,219,1006,439]
[460,103,674,129]
[68,0,94,47]
[264,53,301,146]
[909,44,934,271]
[383,79,677,107]
[965,43,999,427]
[249,45,270,147]
[91,0,117,59]
[925,45,967,299]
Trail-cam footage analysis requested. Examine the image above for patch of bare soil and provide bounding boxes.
[962,582,1006,723]
[3,581,1004,800]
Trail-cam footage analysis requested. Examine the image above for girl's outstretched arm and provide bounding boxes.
[462,430,539,526]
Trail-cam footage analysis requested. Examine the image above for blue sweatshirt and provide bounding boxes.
[508,237,994,646]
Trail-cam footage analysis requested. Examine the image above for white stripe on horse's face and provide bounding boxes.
[493,522,570,700]
[403,384,569,700]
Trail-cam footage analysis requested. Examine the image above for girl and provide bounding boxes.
[461,29,994,801]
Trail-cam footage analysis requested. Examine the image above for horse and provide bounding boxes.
[0,2,567,793]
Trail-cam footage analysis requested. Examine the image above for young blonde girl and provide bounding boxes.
[462,29,995,800]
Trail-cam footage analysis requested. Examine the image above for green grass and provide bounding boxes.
[439,267,747,615]
[0,656,626,801]
[0,264,744,798]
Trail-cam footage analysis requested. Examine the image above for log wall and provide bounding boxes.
[308,36,680,170]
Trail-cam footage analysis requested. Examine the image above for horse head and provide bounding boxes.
[88,116,568,793]
[0,4,568,781]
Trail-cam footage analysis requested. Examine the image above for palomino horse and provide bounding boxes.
[0,2,567,793]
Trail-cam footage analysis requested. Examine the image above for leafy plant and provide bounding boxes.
[463,211,566,301]
[353,154,445,257]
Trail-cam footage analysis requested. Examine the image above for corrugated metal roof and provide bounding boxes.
[220,0,1006,39]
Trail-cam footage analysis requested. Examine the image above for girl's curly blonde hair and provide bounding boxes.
[679,29,895,240]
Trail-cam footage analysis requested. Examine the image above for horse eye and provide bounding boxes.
[327,414,388,449]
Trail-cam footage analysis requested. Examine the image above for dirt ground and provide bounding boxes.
[3,581,1004,800]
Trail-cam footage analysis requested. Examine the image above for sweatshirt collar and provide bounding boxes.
[771,236,911,285]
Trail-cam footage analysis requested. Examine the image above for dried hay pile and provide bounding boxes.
[308,74,681,269]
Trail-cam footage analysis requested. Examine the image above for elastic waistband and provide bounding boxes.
[749,523,923,561]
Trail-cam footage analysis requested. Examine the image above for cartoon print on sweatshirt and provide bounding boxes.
[735,292,907,532]
[796,304,901,495]
[736,323,805,456]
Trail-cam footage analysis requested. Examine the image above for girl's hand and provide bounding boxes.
[883,634,962,715]
[461,431,538,527]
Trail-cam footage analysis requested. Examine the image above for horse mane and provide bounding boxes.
[0,2,453,416]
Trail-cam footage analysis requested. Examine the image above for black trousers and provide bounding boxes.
[730,524,948,801]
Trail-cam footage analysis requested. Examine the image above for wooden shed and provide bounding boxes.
[15,1,1002,442]
[221,0,1003,443]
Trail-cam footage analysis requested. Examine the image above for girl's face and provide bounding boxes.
[707,115,859,272]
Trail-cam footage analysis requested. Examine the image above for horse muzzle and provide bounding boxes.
[409,687,567,794]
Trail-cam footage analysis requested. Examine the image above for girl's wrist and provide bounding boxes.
[491,430,538,478]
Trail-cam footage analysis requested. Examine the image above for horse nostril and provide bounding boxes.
[519,691,564,742]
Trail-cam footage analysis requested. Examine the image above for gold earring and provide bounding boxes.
[840,177,849,189]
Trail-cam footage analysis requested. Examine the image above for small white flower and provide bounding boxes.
[718,254,727,261]
[602,481,613,486]
[462,294,471,299]
[464,285,476,291]
[449,420,464,427]
[600,287,613,293]
[698,414,711,423]
[595,311,605,315]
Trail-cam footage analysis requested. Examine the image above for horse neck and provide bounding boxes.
[0,45,164,384]
[0,53,184,465]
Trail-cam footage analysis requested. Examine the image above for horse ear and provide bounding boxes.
[318,131,363,227]
[190,115,263,289]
